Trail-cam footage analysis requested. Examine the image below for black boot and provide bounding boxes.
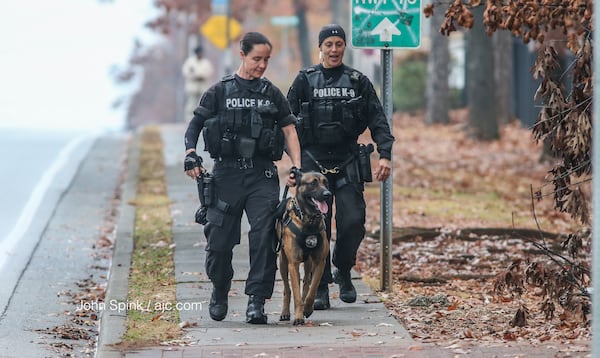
[313,285,330,310]
[209,283,230,321]
[333,269,356,303]
[246,295,268,324]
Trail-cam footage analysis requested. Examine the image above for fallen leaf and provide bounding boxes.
[178,321,198,328]
[351,330,363,337]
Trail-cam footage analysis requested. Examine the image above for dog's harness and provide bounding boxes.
[280,198,326,258]
[274,186,326,256]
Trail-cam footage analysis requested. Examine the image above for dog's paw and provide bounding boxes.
[279,314,290,321]
[304,307,314,318]
[293,318,305,326]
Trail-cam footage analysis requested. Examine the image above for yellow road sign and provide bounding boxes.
[201,15,242,50]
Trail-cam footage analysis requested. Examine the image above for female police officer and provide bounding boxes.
[184,32,301,324]
[287,24,394,310]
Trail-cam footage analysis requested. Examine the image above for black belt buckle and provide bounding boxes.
[237,157,253,169]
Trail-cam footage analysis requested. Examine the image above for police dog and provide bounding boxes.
[278,171,331,325]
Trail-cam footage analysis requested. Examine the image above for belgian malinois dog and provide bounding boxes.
[277,171,331,325]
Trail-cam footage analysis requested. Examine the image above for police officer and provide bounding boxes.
[184,32,301,324]
[287,24,394,310]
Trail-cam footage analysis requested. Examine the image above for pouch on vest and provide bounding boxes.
[203,117,222,157]
[237,137,256,158]
[316,122,345,145]
[257,127,284,160]
[220,131,235,156]
[271,127,284,160]
[295,102,312,145]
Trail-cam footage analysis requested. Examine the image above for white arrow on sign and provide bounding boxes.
[371,17,401,42]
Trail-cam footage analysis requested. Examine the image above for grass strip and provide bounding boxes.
[122,126,180,344]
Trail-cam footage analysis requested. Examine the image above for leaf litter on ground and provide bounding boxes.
[356,110,590,354]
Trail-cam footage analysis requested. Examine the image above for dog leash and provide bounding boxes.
[304,150,356,175]
[273,168,302,253]
[273,185,290,254]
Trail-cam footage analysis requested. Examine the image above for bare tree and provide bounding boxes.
[330,0,353,66]
[426,0,592,223]
[293,0,312,68]
[493,31,512,125]
[466,5,499,140]
[425,7,449,125]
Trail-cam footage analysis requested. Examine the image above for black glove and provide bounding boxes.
[184,151,203,172]
[195,206,208,225]
[289,166,302,179]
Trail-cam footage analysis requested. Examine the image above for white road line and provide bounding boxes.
[0,134,93,271]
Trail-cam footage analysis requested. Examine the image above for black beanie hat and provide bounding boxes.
[318,24,346,47]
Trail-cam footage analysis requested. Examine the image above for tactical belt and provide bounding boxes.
[215,157,258,169]
[215,156,274,170]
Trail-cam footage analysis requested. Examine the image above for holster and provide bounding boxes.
[357,143,374,183]
[195,173,230,225]
[298,102,313,145]
[195,174,209,225]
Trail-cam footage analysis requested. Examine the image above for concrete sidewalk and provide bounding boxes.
[96,124,585,358]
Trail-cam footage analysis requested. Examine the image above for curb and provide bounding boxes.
[96,131,139,358]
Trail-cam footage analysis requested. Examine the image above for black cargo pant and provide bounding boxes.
[203,158,280,298]
[301,155,367,288]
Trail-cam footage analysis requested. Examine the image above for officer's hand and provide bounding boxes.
[374,158,391,182]
[184,151,204,179]
[287,166,300,187]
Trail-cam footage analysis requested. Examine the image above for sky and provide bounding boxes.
[0,0,157,131]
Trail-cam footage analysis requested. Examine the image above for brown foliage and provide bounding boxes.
[428,0,592,225]
[358,113,590,347]
[429,2,598,332]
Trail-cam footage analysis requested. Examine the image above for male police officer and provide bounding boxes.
[182,45,214,119]
[287,24,394,309]
[185,32,300,324]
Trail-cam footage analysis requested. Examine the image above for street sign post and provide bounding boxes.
[349,0,421,292]
[350,0,421,49]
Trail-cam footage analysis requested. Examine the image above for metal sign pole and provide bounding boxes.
[380,48,393,292]
[350,0,417,293]
[224,0,231,75]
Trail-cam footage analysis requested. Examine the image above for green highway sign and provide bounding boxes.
[350,0,422,49]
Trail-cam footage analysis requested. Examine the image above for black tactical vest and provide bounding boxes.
[303,67,364,146]
[202,75,284,160]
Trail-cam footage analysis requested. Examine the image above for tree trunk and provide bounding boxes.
[493,31,512,125]
[293,0,312,68]
[330,0,353,66]
[466,6,499,140]
[425,7,449,125]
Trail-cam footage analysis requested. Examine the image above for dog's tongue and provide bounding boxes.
[311,198,329,214]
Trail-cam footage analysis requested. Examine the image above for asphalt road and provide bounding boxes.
[0,129,128,357]
[0,129,96,310]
